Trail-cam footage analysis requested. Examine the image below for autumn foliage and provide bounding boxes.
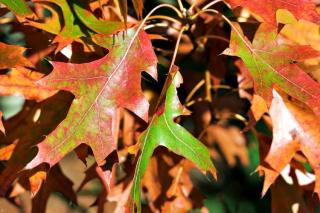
[0,0,320,212]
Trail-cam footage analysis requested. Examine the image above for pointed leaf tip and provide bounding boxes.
[131,71,215,212]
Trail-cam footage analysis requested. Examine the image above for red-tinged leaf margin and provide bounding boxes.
[25,28,158,182]
[224,22,320,116]
[225,0,320,25]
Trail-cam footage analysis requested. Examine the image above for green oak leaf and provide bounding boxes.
[131,71,216,212]
[30,0,90,51]
[72,0,125,35]
[30,0,124,51]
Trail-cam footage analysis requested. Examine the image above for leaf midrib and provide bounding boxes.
[42,30,143,156]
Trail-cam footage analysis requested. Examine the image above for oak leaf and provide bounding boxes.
[271,177,317,213]
[0,92,73,195]
[131,71,215,212]
[258,89,320,196]
[206,125,248,167]
[72,0,126,35]
[132,0,144,19]
[25,29,157,181]
[224,23,320,116]
[225,0,320,25]
[29,0,124,51]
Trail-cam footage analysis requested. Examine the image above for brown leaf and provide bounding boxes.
[0,68,57,101]
[0,92,73,195]
[0,42,33,69]
[250,95,268,121]
[206,125,249,167]
[258,89,320,196]
[271,176,317,213]
[31,165,77,213]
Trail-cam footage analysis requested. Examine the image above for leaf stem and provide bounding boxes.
[201,0,223,10]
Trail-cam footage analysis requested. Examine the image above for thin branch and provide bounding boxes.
[168,26,186,72]
[205,70,212,102]
[177,0,185,11]
[144,22,169,30]
[154,26,187,112]
[185,97,204,107]
[185,79,205,104]
[201,0,223,10]
[199,35,229,43]
[147,15,182,25]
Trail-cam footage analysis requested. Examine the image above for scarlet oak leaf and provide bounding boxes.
[224,23,320,116]
[26,29,157,175]
[0,42,33,69]
[225,0,320,25]
[258,89,320,196]
[131,71,215,212]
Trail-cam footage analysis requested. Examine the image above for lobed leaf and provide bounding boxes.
[25,29,157,181]
[224,22,320,116]
[258,89,320,197]
[0,92,74,195]
[73,0,125,35]
[225,0,320,25]
[131,71,216,212]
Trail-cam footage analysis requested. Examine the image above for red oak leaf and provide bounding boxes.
[225,0,320,25]
[25,29,157,180]
[225,23,320,116]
